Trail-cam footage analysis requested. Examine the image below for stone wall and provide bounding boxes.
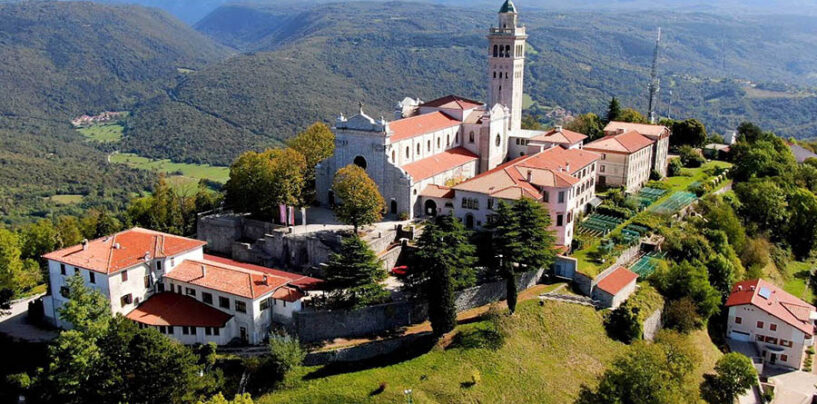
[303,332,434,366]
[642,309,662,341]
[453,268,544,312]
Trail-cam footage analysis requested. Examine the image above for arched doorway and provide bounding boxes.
[390,200,398,215]
[354,156,367,170]
[465,214,475,229]
[424,200,437,217]
[328,191,335,207]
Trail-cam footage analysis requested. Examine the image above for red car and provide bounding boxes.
[390,266,409,276]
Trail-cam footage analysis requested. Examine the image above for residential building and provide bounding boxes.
[592,266,638,309]
[603,121,671,177]
[41,227,322,345]
[725,279,817,370]
[420,146,600,247]
[584,130,655,193]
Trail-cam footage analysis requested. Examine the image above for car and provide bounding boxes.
[390,266,409,276]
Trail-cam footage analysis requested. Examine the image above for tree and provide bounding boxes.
[734,179,789,236]
[701,353,758,404]
[786,188,817,259]
[618,108,648,123]
[521,114,545,131]
[288,122,335,204]
[706,254,736,302]
[127,176,186,235]
[55,216,83,248]
[57,275,111,337]
[267,332,306,380]
[323,235,388,309]
[605,301,642,343]
[679,145,705,168]
[653,261,721,321]
[670,119,707,147]
[224,148,307,220]
[606,97,621,123]
[489,198,556,314]
[565,113,604,141]
[409,215,477,336]
[736,122,766,144]
[0,228,41,296]
[332,164,385,233]
[127,328,202,404]
[20,219,58,261]
[663,297,703,333]
[667,158,683,177]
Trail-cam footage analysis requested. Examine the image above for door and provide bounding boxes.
[240,327,248,344]
[599,176,607,186]
[770,353,777,365]
[424,200,437,216]
[465,214,474,229]
[390,200,398,215]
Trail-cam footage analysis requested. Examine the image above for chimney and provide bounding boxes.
[201,265,207,277]
[263,275,269,286]
[555,125,563,133]
[617,128,625,135]
[81,239,89,251]
[737,285,743,291]
[527,170,533,182]
[113,243,121,250]
[565,161,570,173]
[750,285,756,291]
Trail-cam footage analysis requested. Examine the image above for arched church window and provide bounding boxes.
[354,155,367,170]
[493,45,498,57]
[469,131,475,143]
[495,134,501,147]
[505,72,509,79]
[505,45,511,57]
[493,71,496,79]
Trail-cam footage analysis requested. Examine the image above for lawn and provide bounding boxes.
[783,261,815,303]
[573,161,733,277]
[46,194,84,205]
[260,300,627,404]
[110,153,230,183]
[77,123,124,143]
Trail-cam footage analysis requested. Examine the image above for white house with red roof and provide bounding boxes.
[419,146,600,246]
[592,266,639,309]
[584,130,655,192]
[603,121,671,177]
[42,227,323,345]
[316,1,562,219]
[726,279,817,370]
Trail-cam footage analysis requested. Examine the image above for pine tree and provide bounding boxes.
[410,215,477,336]
[324,235,388,309]
[606,97,621,123]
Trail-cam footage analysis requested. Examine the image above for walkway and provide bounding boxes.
[767,369,817,404]
[0,294,57,342]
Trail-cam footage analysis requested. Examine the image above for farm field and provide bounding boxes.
[259,299,720,404]
[110,153,230,183]
[77,123,124,143]
[783,261,815,304]
[45,194,84,206]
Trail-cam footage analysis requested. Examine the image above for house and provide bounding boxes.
[41,227,322,345]
[316,1,549,219]
[592,266,639,309]
[420,145,600,247]
[725,279,817,370]
[603,121,671,177]
[584,130,655,193]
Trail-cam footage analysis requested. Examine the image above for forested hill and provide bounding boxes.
[122,2,817,165]
[0,1,230,120]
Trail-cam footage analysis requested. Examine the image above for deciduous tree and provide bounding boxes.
[617,108,648,124]
[670,118,707,147]
[332,164,384,233]
[565,113,604,141]
[604,301,642,343]
[224,148,307,220]
[288,122,335,204]
[701,353,758,404]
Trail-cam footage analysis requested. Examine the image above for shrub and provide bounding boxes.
[645,180,671,190]
[663,297,703,333]
[668,158,683,177]
[267,332,306,380]
[679,146,705,168]
[604,302,642,343]
[597,204,633,219]
[632,213,663,230]
[398,211,409,221]
[650,170,662,181]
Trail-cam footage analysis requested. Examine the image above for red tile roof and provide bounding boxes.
[401,147,479,181]
[421,95,483,110]
[726,279,816,335]
[42,227,206,274]
[604,121,670,138]
[272,287,305,303]
[126,293,232,327]
[202,254,323,290]
[585,130,655,154]
[389,111,461,142]
[595,267,638,295]
[530,128,588,145]
[165,259,291,299]
[420,184,455,199]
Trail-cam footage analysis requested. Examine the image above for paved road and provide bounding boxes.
[0,294,57,342]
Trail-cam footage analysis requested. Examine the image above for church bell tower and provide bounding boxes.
[488,0,527,134]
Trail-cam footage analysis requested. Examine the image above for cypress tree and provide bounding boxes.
[606,96,621,123]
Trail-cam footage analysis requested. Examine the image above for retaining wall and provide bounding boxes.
[303,332,433,366]
[642,308,663,341]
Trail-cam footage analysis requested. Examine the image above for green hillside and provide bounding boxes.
[121,2,817,165]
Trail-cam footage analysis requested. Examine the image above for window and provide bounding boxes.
[735,317,742,324]
[780,339,793,348]
[756,335,764,342]
[436,138,440,148]
[765,336,778,345]
[60,286,70,298]
[185,287,196,297]
[543,191,549,203]
[556,214,564,227]
[89,272,96,284]
[446,135,450,146]
[461,198,479,210]
[770,323,777,331]
[405,146,410,158]
[182,326,190,335]
[260,299,270,311]
[493,71,497,79]
[171,258,175,267]
[427,140,431,151]
[202,292,213,305]
[167,326,174,335]
[121,270,128,282]
[158,283,165,292]
[144,275,151,288]
[159,326,166,334]
[156,261,162,271]
[213,327,220,336]
[283,300,287,307]
[567,212,573,224]
[120,294,132,307]
[205,327,212,336]
[60,264,66,275]
[219,296,230,309]
[601,153,607,160]
[558,191,565,203]
[495,134,501,147]
[416,144,421,154]
[74,267,79,275]
[469,131,475,143]
[391,150,396,162]
[235,301,247,313]
[493,44,498,57]
[176,285,182,294]
[757,321,764,329]
[781,354,788,362]
[600,165,606,173]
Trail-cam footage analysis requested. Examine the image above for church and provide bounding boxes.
[315,1,640,248]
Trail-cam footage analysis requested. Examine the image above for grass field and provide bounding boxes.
[783,261,815,304]
[110,153,230,183]
[77,123,124,143]
[46,194,84,205]
[259,297,720,404]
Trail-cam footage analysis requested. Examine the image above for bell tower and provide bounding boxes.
[488,0,527,134]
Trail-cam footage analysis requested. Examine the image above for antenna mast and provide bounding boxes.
[648,27,662,124]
